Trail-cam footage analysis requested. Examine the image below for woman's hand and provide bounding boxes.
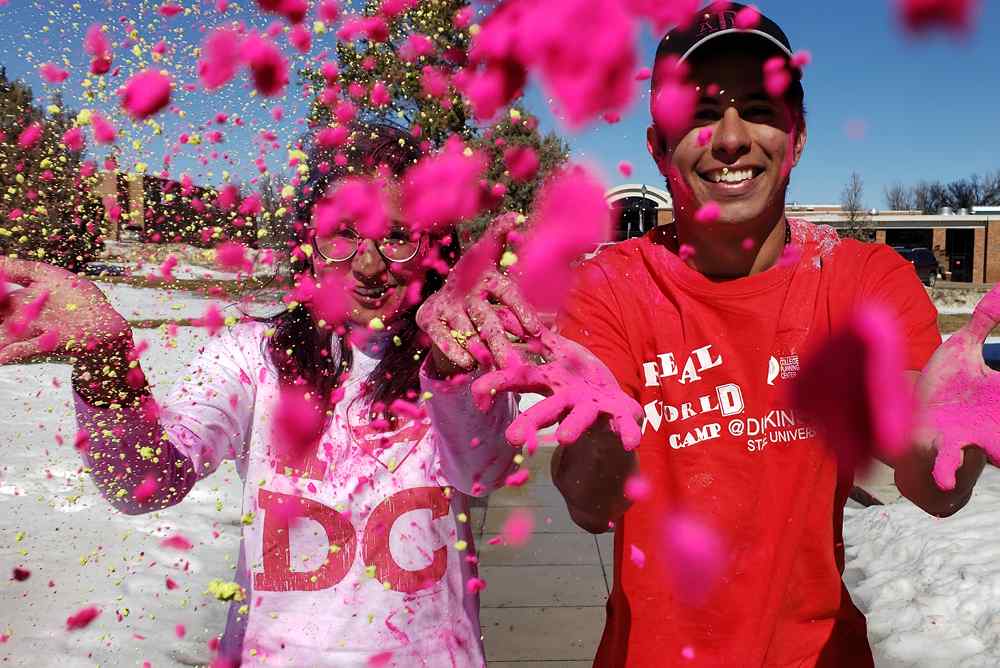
[417,214,544,372]
[0,256,131,365]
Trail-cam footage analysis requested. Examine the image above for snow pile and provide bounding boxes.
[932,287,991,315]
[98,241,285,281]
[844,469,1000,667]
[94,281,280,322]
[0,328,243,667]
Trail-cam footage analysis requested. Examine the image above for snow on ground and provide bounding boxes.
[96,281,223,321]
[93,281,281,322]
[942,334,1000,345]
[97,260,243,281]
[932,288,991,316]
[844,470,1000,667]
[0,327,243,667]
[98,241,282,282]
[96,260,280,282]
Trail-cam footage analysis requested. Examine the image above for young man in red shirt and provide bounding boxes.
[548,4,992,667]
[417,3,995,665]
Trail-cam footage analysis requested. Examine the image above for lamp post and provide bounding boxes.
[639,185,649,237]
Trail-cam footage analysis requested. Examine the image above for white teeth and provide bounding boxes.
[709,169,755,184]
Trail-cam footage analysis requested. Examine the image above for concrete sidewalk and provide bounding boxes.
[473,445,611,667]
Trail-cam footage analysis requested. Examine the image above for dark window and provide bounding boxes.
[613,196,659,241]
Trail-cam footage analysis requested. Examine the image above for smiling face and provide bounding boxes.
[648,38,807,232]
[313,193,429,328]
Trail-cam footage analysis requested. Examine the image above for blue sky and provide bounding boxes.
[539,0,1000,207]
[0,1,998,207]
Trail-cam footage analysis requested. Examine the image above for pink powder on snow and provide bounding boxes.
[160,533,193,550]
[66,606,101,631]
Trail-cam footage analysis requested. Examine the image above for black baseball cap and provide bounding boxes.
[655,2,793,65]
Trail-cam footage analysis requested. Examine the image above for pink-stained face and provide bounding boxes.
[647,44,807,229]
[312,190,429,328]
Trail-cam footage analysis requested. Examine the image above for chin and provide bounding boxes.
[714,202,768,226]
[348,293,408,328]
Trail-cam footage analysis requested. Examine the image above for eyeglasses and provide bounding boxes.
[313,228,423,264]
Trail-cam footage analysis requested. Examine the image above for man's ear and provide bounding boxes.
[646,125,671,178]
[791,121,807,168]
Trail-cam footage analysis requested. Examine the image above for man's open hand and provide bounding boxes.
[471,328,642,453]
[920,283,1000,491]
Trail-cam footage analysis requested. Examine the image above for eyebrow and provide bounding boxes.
[697,91,773,106]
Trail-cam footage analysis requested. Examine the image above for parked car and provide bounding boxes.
[892,247,940,287]
[985,343,1000,372]
[82,262,127,277]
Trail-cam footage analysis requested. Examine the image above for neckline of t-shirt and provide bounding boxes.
[330,328,395,362]
[654,221,805,299]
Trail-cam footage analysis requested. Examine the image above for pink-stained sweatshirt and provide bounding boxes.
[74,321,519,667]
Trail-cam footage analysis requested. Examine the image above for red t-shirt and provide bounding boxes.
[557,220,940,668]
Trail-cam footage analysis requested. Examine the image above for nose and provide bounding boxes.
[711,107,752,164]
[351,238,388,280]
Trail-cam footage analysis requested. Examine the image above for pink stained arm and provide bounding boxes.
[73,392,199,515]
[73,323,261,514]
[419,358,519,497]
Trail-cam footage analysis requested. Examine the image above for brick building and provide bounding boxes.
[94,170,258,247]
[605,185,1000,285]
[788,205,1000,284]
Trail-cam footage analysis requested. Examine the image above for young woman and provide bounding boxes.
[0,124,520,667]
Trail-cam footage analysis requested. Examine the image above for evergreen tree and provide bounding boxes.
[312,0,476,146]
[256,173,292,251]
[464,108,571,243]
[0,68,104,271]
[299,2,571,244]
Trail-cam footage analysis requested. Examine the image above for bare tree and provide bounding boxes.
[946,176,982,211]
[884,171,1000,214]
[912,180,950,213]
[884,182,914,210]
[981,171,1000,206]
[840,172,873,241]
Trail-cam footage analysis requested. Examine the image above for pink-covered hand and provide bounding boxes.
[921,284,1000,490]
[0,256,130,365]
[416,213,543,371]
[472,328,642,453]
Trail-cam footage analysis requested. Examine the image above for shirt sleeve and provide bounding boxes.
[74,393,199,515]
[158,322,262,480]
[556,259,642,399]
[856,244,942,371]
[420,361,518,497]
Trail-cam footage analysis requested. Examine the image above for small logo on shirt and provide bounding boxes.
[767,355,800,385]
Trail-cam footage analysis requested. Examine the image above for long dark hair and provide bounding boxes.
[261,123,460,417]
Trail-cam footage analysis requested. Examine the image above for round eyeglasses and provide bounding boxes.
[313,228,422,264]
